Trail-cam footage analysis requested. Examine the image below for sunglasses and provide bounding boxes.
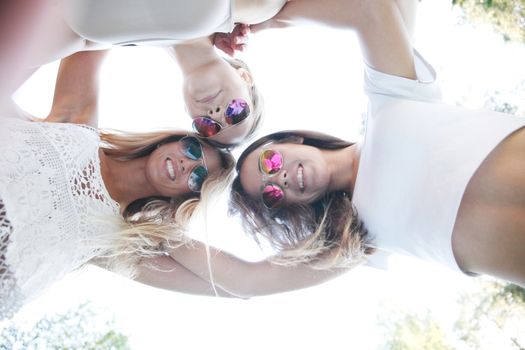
[180,136,209,193]
[258,149,285,209]
[192,98,251,138]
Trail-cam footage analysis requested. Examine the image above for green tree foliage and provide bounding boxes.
[378,308,455,350]
[452,0,525,43]
[455,280,525,350]
[0,302,130,350]
[377,280,525,350]
[484,80,525,116]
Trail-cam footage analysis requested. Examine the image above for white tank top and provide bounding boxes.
[62,0,235,45]
[354,52,525,273]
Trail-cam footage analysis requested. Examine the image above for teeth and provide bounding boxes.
[166,159,175,180]
[298,165,304,192]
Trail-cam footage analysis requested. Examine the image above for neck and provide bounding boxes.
[324,144,361,195]
[170,37,217,76]
[99,151,158,211]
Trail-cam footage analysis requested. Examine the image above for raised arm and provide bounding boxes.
[45,50,109,126]
[167,241,350,298]
[251,0,418,79]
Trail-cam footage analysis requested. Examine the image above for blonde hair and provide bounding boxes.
[94,129,235,276]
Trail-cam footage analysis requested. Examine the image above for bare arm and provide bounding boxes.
[168,241,349,298]
[252,0,418,79]
[45,50,109,126]
[127,255,238,298]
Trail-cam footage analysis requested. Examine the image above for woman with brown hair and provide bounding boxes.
[164,0,525,297]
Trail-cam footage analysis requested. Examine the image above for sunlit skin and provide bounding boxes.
[172,38,255,146]
[99,139,222,211]
[239,141,360,206]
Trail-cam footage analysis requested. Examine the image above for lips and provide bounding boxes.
[165,158,176,181]
[297,164,305,193]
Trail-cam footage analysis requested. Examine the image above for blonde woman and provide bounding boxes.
[0,51,236,320]
[1,0,288,147]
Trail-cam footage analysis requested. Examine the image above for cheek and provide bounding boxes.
[145,154,159,181]
[240,169,261,199]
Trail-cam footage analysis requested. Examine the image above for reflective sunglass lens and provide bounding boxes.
[192,117,221,137]
[262,184,284,209]
[225,99,250,125]
[181,137,203,160]
[188,165,208,192]
[260,150,283,175]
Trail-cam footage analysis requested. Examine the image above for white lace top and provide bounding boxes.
[0,118,120,319]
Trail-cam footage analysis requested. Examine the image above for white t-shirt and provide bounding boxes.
[62,0,235,45]
[353,51,525,273]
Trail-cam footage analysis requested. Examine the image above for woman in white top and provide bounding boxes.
[159,0,525,298]
[0,50,236,320]
[1,0,288,147]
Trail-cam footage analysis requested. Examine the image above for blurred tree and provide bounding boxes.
[455,280,525,350]
[483,80,525,116]
[377,308,455,350]
[377,280,525,350]
[0,302,130,349]
[452,0,525,43]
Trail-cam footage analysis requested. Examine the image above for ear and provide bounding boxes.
[236,68,254,87]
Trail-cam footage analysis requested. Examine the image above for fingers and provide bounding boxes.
[213,24,251,56]
[213,33,234,56]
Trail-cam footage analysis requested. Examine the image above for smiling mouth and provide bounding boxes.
[166,158,176,181]
[297,164,305,193]
[196,90,221,103]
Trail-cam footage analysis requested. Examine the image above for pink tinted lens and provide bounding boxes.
[259,150,283,175]
[192,117,221,137]
[225,99,250,125]
[262,184,284,209]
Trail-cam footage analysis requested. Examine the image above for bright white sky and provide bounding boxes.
[5,1,525,349]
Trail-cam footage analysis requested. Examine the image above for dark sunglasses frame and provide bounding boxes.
[180,136,209,193]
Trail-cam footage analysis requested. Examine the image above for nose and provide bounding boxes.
[178,156,200,175]
[208,105,223,119]
[274,169,289,188]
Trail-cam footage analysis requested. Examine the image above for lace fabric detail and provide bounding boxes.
[0,119,120,320]
[0,201,23,319]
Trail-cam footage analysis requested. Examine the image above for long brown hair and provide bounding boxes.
[229,130,374,269]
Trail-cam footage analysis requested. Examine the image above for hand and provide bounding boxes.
[213,23,250,56]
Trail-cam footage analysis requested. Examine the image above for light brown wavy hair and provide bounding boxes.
[229,130,374,270]
[94,129,235,275]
